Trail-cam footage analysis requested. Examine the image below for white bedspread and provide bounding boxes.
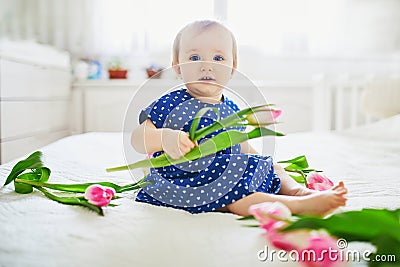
[0,115,399,267]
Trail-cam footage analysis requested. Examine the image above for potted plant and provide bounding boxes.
[108,58,128,79]
[146,64,163,79]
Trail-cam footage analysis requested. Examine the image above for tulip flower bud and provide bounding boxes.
[246,108,282,125]
[306,172,334,191]
[84,184,116,207]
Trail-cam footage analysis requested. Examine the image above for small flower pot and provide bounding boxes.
[146,68,163,79]
[108,69,128,79]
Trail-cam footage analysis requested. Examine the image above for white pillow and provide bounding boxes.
[361,77,400,118]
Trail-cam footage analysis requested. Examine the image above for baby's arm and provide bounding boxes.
[131,119,196,159]
[240,141,259,154]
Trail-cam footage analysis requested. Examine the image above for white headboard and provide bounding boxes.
[312,74,399,131]
[361,76,400,119]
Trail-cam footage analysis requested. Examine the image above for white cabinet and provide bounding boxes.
[72,80,177,133]
[0,56,71,163]
[72,79,314,134]
[81,87,134,132]
[249,81,314,133]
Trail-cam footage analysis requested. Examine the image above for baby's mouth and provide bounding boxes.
[199,76,216,82]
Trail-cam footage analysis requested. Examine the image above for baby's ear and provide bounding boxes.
[230,68,236,78]
[172,62,182,77]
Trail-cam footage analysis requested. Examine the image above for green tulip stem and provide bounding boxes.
[192,118,243,141]
[107,127,284,172]
[284,169,308,188]
[34,186,104,216]
[14,178,151,194]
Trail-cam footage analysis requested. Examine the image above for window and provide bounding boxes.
[226,0,345,56]
[92,0,214,55]
[2,0,398,58]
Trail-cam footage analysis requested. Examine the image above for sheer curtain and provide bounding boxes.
[0,0,213,58]
[227,0,400,57]
[1,0,399,58]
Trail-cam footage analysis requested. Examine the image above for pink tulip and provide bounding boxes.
[267,223,310,251]
[271,109,282,120]
[246,107,282,125]
[249,202,342,267]
[299,232,341,267]
[248,201,291,231]
[84,184,116,207]
[268,228,341,267]
[306,172,334,191]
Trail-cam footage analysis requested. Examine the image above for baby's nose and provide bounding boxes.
[200,62,213,72]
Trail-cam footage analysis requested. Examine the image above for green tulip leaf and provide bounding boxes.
[13,177,151,194]
[14,173,39,194]
[281,208,400,267]
[368,234,400,267]
[288,174,306,183]
[301,168,321,174]
[38,167,51,182]
[278,155,309,169]
[107,127,284,172]
[35,186,104,216]
[189,107,220,140]
[4,151,152,216]
[192,104,276,141]
[237,215,255,221]
[4,151,43,186]
[234,104,274,118]
[12,165,51,194]
[282,208,400,242]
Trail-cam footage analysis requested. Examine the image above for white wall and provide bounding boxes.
[1,0,399,134]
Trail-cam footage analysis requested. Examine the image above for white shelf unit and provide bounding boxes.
[0,55,71,163]
[71,79,315,135]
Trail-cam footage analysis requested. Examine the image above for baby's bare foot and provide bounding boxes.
[292,187,314,196]
[332,181,345,190]
[290,182,348,216]
[294,180,346,196]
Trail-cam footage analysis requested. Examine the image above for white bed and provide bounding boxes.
[0,115,399,267]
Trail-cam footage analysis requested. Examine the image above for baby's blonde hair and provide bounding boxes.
[172,20,238,69]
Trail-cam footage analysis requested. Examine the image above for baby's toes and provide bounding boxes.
[335,195,347,206]
[334,186,347,195]
[331,181,343,190]
[337,188,347,195]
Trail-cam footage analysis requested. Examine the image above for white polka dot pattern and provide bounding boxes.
[136,89,281,213]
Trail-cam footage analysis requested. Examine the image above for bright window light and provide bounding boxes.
[93,0,213,55]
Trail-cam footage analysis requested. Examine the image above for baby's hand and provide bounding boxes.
[162,129,196,159]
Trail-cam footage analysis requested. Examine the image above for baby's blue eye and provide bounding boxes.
[213,55,224,61]
[189,55,200,61]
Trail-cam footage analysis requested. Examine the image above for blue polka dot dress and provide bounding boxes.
[135,89,281,213]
